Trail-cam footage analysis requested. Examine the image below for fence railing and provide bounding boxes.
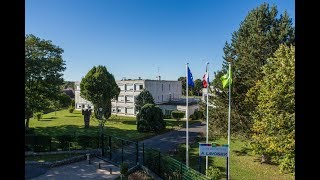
[143,146,208,180]
[25,135,208,179]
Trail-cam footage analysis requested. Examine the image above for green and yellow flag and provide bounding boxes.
[220,64,232,88]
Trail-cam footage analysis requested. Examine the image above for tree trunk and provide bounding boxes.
[26,117,30,129]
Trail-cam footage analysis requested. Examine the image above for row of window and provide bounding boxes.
[112,107,136,114]
[119,84,144,91]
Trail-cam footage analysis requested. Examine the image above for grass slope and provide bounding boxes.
[173,137,294,180]
[28,109,200,141]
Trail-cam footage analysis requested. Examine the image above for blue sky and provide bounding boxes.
[26,0,295,82]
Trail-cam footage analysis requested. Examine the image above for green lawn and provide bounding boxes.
[28,109,200,141]
[172,137,294,180]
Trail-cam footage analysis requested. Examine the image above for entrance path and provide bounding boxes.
[29,158,120,180]
[140,121,206,153]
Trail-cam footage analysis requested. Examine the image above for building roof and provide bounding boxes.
[62,89,75,99]
[160,98,199,106]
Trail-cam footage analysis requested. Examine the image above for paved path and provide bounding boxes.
[140,121,206,153]
[28,158,120,180]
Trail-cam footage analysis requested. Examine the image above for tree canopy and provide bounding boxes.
[25,34,66,128]
[209,3,295,136]
[80,65,120,120]
[135,89,155,112]
[251,45,295,173]
[137,104,166,132]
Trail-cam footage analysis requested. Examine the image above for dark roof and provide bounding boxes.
[62,89,75,99]
[160,98,199,106]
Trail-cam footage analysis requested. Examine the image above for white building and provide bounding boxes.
[75,77,199,117]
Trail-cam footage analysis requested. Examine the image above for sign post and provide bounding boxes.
[199,142,229,177]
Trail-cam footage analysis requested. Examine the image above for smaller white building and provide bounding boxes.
[157,98,200,118]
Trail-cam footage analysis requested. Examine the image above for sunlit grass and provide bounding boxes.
[172,137,294,180]
[28,109,200,140]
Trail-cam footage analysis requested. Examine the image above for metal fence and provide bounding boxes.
[25,135,207,179]
[143,146,208,180]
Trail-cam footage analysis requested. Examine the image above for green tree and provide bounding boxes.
[251,45,295,173]
[209,3,295,137]
[25,34,66,128]
[137,104,166,132]
[63,81,75,89]
[49,93,72,116]
[135,89,155,112]
[80,65,120,121]
[178,77,186,96]
[171,110,185,121]
[178,76,194,96]
[193,79,202,96]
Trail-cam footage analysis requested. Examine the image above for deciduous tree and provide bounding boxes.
[25,34,66,128]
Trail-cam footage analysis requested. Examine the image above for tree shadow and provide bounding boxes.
[253,156,279,165]
[64,115,78,117]
[39,119,52,121]
[120,121,137,125]
[233,146,251,156]
[31,124,153,141]
[42,117,58,120]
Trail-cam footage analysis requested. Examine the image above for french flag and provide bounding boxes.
[203,65,209,88]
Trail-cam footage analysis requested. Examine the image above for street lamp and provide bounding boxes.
[98,107,105,156]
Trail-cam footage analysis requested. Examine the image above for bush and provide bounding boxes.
[120,162,129,175]
[207,166,222,180]
[279,153,295,174]
[163,114,171,119]
[33,112,43,121]
[171,111,185,121]
[25,128,35,135]
[137,104,166,133]
[69,107,75,113]
[190,110,204,120]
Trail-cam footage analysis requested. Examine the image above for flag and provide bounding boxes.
[220,64,232,88]
[187,67,194,87]
[203,66,209,88]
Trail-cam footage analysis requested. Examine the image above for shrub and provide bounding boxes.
[33,112,43,121]
[69,107,75,113]
[190,110,204,120]
[120,162,129,175]
[171,111,185,121]
[137,104,166,133]
[207,166,222,180]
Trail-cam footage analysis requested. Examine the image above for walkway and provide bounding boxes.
[140,121,206,153]
[28,158,120,180]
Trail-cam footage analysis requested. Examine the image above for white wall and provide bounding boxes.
[144,80,182,104]
[177,104,199,117]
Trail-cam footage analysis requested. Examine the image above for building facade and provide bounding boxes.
[75,78,183,116]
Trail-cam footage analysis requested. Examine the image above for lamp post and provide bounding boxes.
[98,107,105,156]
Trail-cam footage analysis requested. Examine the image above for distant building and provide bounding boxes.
[75,77,199,117]
[62,88,75,99]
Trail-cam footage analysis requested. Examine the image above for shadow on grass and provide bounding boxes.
[64,115,79,117]
[121,120,137,125]
[233,146,251,156]
[42,117,58,120]
[253,156,279,165]
[32,124,153,141]
[39,119,52,121]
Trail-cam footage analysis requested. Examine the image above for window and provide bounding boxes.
[169,84,171,91]
[139,85,143,90]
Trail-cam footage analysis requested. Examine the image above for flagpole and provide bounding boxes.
[227,62,231,180]
[186,63,189,167]
[205,62,209,175]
